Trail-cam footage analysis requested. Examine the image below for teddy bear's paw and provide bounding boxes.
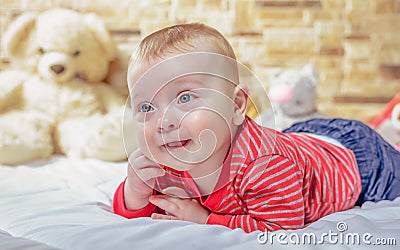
[0,70,28,112]
[84,115,128,161]
[56,114,129,161]
[0,111,54,165]
[57,82,104,118]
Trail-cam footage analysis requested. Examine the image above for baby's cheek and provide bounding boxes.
[183,111,210,130]
[135,125,152,149]
[184,110,229,138]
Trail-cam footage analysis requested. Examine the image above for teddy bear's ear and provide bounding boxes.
[268,68,283,82]
[84,13,117,61]
[2,13,38,58]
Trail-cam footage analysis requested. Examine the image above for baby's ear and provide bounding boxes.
[232,84,248,125]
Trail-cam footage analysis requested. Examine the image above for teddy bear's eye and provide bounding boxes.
[38,47,45,54]
[72,50,81,57]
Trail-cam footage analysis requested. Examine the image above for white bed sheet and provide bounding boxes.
[0,157,399,250]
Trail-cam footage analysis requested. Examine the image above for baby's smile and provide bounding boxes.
[162,139,191,149]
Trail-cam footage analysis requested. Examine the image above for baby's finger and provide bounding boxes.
[127,161,164,180]
[133,154,162,170]
[129,154,164,173]
[127,148,142,162]
[128,148,158,168]
[162,187,191,198]
[151,213,177,221]
[149,195,179,216]
[138,167,165,182]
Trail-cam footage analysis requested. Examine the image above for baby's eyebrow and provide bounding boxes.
[131,94,143,104]
[173,75,205,85]
[131,93,148,105]
[131,74,212,103]
[132,92,142,100]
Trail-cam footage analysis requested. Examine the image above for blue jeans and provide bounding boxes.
[284,118,400,205]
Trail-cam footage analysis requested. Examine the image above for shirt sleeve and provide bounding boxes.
[205,155,305,233]
[112,179,158,218]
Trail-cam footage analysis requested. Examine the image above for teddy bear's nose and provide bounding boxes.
[50,65,65,74]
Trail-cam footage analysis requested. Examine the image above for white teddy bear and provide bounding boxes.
[0,8,136,165]
[255,64,325,131]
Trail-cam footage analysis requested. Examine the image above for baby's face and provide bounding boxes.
[128,52,242,174]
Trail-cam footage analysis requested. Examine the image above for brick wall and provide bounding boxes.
[1,0,400,122]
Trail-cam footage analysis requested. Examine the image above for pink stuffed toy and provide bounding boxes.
[370,93,400,152]
[255,64,324,131]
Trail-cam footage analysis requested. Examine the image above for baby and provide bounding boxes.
[113,23,400,233]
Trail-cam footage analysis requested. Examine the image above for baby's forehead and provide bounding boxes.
[128,52,239,91]
[130,73,235,104]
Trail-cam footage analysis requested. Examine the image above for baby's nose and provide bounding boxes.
[157,113,178,132]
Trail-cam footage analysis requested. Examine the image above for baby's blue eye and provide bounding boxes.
[178,93,192,104]
[139,103,154,113]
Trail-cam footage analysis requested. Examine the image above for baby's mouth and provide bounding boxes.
[163,140,190,149]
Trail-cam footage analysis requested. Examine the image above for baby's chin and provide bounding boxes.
[156,149,213,167]
[159,159,198,172]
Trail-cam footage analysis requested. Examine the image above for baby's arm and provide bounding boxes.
[113,149,165,218]
[113,179,159,218]
[149,194,210,224]
[146,155,306,232]
[206,155,306,233]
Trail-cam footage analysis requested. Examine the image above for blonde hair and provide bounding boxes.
[130,23,237,65]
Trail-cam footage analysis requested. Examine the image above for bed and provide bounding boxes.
[0,156,399,250]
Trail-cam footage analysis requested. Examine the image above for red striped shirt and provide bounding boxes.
[113,117,361,232]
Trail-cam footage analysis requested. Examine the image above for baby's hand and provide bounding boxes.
[124,148,165,210]
[149,189,210,224]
